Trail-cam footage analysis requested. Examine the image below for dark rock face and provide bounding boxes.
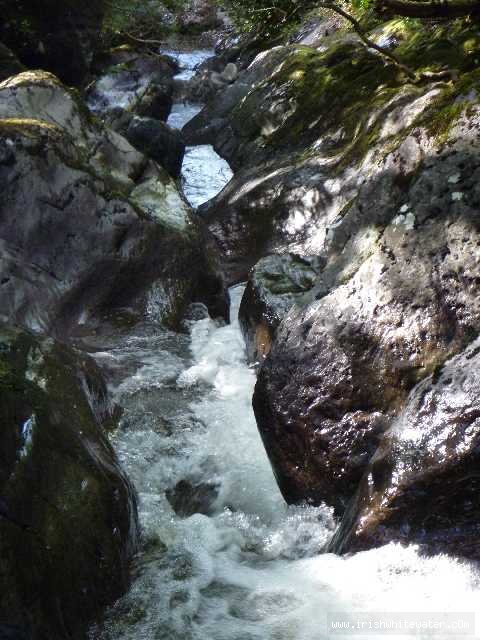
[182,45,291,158]
[0,71,227,335]
[329,336,480,561]
[254,141,480,516]
[135,82,173,122]
[198,162,329,284]
[0,625,29,640]
[126,116,186,178]
[0,0,105,84]
[0,325,138,638]
[0,44,25,82]
[239,254,318,363]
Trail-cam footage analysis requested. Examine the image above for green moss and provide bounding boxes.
[395,18,480,75]
[413,67,480,144]
[426,100,467,145]
[234,40,404,172]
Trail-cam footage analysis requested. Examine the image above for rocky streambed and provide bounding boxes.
[2,7,480,640]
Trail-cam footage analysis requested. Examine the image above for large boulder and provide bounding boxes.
[186,21,480,285]
[88,51,177,123]
[182,45,292,158]
[126,116,185,178]
[178,0,220,33]
[0,0,105,84]
[0,325,138,638]
[190,40,415,282]
[0,71,227,336]
[329,336,480,561]
[253,115,480,515]
[198,160,333,283]
[178,16,480,530]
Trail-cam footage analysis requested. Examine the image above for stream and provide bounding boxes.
[89,50,480,640]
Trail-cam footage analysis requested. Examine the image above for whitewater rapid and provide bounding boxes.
[89,50,480,640]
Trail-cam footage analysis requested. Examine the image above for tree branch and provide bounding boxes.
[316,2,454,83]
[122,31,165,48]
[317,2,418,79]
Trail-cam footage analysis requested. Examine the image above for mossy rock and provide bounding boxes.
[0,325,139,639]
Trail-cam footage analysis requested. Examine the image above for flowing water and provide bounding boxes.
[165,49,233,208]
[89,50,480,640]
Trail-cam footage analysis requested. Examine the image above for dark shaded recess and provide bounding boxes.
[0,0,104,84]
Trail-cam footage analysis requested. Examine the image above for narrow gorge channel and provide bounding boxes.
[6,2,480,638]
[87,50,480,640]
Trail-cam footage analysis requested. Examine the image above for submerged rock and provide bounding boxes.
[166,479,219,517]
[0,325,138,638]
[329,336,480,561]
[0,71,227,335]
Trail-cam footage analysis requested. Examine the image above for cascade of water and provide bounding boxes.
[90,50,480,640]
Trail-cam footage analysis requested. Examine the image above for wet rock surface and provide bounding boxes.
[126,116,186,178]
[0,325,138,638]
[88,50,177,123]
[166,479,220,517]
[329,336,480,560]
[184,15,480,551]
[254,137,480,515]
